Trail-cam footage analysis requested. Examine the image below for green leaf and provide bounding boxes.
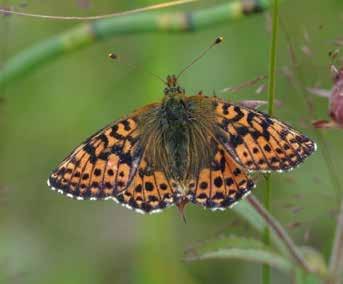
[294,268,322,284]
[184,235,292,274]
[300,247,328,278]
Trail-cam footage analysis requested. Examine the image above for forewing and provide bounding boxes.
[213,99,316,172]
[48,108,177,213]
[48,116,142,200]
[189,139,254,210]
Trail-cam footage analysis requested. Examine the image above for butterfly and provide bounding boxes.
[47,72,316,215]
[47,37,316,215]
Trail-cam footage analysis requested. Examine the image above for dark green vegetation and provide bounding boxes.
[1,0,343,284]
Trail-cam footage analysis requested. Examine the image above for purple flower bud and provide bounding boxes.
[330,68,343,126]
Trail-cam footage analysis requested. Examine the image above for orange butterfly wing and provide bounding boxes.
[48,116,141,199]
[117,157,178,213]
[189,138,254,210]
[213,99,316,172]
[48,111,178,213]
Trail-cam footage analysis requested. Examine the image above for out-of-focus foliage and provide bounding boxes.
[184,235,293,273]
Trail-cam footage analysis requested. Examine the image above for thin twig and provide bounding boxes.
[0,0,275,89]
[0,0,197,21]
[221,75,267,93]
[247,195,312,272]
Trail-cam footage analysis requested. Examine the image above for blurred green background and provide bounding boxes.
[1,0,343,283]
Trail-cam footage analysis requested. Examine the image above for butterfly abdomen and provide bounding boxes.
[157,95,195,181]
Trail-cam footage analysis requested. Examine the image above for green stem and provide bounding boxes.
[328,199,343,283]
[263,176,272,284]
[0,0,276,89]
[267,2,279,117]
[264,0,279,283]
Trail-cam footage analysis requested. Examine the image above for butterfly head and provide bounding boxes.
[163,75,185,97]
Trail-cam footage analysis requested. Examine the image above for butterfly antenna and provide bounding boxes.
[108,53,166,85]
[176,36,224,80]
